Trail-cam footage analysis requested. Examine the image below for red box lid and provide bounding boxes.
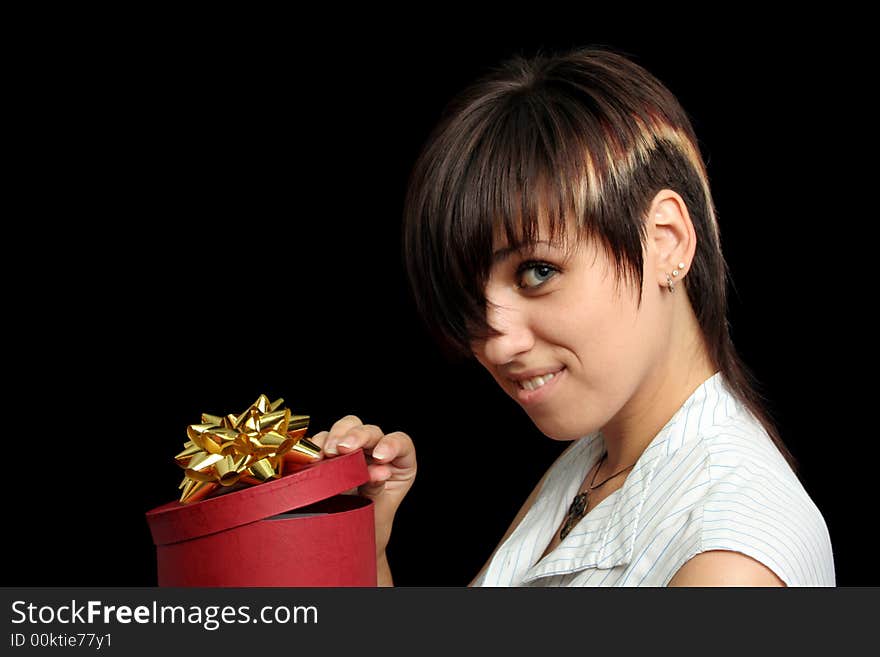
[145,450,370,546]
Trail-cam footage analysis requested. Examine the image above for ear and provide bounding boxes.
[647,189,697,290]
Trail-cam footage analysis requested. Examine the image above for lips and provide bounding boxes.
[507,366,566,385]
[513,366,565,405]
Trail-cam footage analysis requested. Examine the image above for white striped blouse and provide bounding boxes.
[473,371,835,586]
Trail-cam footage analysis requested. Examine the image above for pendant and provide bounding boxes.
[560,490,590,541]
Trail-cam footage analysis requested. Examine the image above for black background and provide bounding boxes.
[6,15,874,586]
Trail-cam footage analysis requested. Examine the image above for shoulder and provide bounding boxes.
[678,418,835,586]
[667,549,787,587]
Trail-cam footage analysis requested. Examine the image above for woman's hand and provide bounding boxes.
[309,415,416,559]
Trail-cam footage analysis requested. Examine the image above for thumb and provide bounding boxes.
[358,480,387,501]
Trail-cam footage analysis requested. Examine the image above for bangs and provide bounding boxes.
[402,47,713,362]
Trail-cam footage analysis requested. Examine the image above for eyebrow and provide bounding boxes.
[492,240,555,264]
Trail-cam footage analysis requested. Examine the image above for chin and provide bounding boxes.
[534,419,591,442]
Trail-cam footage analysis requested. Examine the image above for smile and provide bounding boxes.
[516,370,561,391]
[513,367,565,405]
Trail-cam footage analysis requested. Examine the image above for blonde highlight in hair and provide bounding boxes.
[401,45,799,476]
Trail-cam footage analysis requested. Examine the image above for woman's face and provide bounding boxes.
[471,213,670,442]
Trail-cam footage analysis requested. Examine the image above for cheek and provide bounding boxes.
[566,291,645,372]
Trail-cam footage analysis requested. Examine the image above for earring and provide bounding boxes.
[666,273,675,293]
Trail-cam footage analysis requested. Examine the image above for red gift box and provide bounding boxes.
[145,450,376,586]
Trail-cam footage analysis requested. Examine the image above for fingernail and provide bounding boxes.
[372,446,388,460]
[324,441,338,455]
[337,437,354,450]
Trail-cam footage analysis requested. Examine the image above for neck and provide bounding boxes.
[598,298,717,474]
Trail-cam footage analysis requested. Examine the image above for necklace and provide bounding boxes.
[559,451,636,541]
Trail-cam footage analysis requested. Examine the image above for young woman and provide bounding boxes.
[311,45,835,586]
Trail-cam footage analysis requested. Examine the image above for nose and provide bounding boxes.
[477,295,535,366]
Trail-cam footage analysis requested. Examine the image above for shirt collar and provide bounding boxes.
[519,371,727,583]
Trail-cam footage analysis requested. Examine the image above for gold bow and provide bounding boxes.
[175,394,321,504]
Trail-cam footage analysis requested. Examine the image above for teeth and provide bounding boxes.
[520,372,556,391]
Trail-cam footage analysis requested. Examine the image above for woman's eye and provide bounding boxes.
[515,261,558,290]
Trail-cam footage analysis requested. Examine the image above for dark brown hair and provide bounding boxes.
[401,45,798,476]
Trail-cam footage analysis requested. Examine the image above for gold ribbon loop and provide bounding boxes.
[175,395,322,504]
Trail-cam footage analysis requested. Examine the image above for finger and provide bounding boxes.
[369,431,416,470]
[334,424,385,455]
[309,431,330,454]
[323,415,364,455]
[366,462,393,484]
[358,479,386,499]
